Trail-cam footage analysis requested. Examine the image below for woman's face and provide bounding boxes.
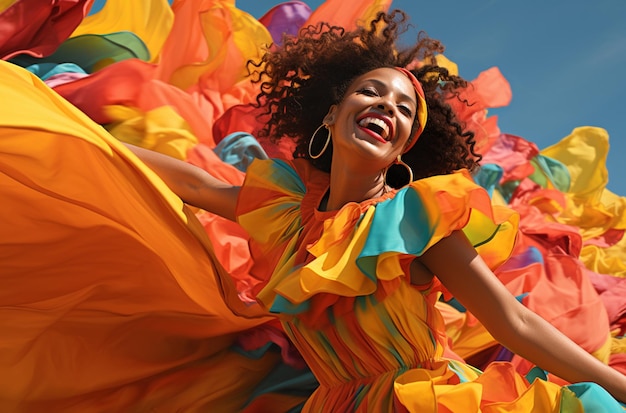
[325,67,417,169]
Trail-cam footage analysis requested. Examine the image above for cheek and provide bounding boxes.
[398,119,415,144]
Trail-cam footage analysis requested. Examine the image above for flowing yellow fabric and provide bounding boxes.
[71,0,174,62]
[0,0,17,12]
[4,0,626,410]
[105,104,199,160]
[0,60,274,411]
[436,301,497,360]
[541,127,626,277]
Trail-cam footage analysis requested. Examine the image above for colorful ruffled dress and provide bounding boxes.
[236,158,622,412]
[3,0,626,411]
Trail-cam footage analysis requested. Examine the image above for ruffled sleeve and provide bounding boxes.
[236,158,315,309]
[358,170,519,282]
[236,158,306,249]
[239,163,519,318]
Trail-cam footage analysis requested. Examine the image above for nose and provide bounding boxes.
[377,103,393,116]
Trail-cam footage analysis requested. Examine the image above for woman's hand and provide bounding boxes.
[124,144,241,221]
[416,230,626,403]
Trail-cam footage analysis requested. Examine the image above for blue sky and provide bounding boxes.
[88,0,625,195]
[236,0,626,196]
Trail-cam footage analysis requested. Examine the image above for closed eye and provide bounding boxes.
[357,88,379,97]
[357,87,413,117]
[398,105,413,117]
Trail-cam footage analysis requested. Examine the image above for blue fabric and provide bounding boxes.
[531,154,571,192]
[214,132,269,172]
[474,163,503,197]
[11,32,149,73]
[566,382,626,412]
[21,62,86,79]
[358,187,433,280]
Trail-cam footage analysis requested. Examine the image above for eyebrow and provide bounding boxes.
[364,78,417,106]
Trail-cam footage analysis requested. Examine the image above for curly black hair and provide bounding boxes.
[248,10,481,187]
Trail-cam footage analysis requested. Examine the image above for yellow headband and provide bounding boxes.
[395,67,428,153]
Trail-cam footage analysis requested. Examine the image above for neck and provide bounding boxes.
[324,163,387,211]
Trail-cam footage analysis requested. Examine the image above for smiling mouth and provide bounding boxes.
[358,116,390,142]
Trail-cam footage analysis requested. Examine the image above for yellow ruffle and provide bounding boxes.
[541,127,626,277]
[241,163,519,314]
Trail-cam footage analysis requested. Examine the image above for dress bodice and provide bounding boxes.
[236,158,518,410]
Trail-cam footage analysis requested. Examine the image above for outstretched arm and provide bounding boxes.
[416,230,626,402]
[125,144,240,221]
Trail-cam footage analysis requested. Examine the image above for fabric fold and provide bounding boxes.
[238,159,518,317]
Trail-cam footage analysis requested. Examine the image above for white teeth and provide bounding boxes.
[358,117,389,140]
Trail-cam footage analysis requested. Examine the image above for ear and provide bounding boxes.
[323,105,337,126]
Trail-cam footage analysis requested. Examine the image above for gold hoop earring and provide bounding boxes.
[308,124,331,159]
[384,155,414,188]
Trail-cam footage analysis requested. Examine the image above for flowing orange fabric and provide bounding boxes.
[52,58,158,124]
[450,129,626,402]
[448,67,512,154]
[52,58,219,147]
[0,60,277,411]
[4,0,626,410]
[304,0,392,30]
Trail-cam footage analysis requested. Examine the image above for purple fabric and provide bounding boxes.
[259,1,312,45]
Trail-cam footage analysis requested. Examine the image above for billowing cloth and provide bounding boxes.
[236,158,622,412]
[472,129,626,375]
[70,0,173,63]
[11,31,150,75]
[0,60,278,412]
[237,160,517,319]
[259,1,313,45]
[0,0,94,59]
[2,0,626,411]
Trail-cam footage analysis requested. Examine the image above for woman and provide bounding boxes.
[127,10,626,411]
[0,8,624,413]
